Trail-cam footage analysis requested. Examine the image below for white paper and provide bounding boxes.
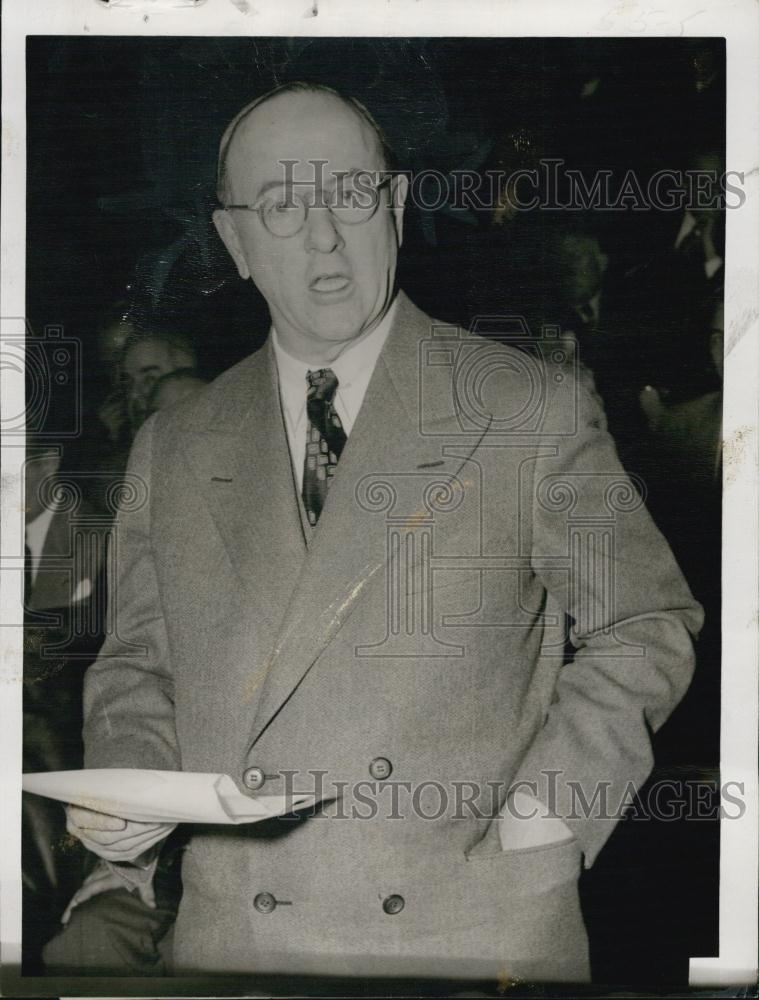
[22,769,317,825]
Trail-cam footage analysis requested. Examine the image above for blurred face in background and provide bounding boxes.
[554,234,608,336]
[122,338,196,425]
[213,90,407,363]
[98,317,136,391]
[562,236,606,306]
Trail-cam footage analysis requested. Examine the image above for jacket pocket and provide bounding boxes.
[464,819,582,891]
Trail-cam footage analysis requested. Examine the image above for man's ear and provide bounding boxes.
[390,173,409,248]
[212,209,251,281]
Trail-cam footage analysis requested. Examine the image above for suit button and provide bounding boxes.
[242,767,265,791]
[253,892,277,914]
[382,894,405,915]
[369,757,393,780]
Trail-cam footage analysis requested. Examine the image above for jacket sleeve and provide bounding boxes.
[510,375,704,867]
[83,415,180,774]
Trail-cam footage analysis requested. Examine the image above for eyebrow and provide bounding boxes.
[252,168,378,201]
[253,179,291,200]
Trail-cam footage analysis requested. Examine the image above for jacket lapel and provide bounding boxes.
[246,293,482,747]
[181,341,307,653]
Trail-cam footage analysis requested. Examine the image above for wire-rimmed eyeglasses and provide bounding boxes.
[223,173,394,238]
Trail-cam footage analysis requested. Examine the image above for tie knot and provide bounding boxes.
[306,368,339,403]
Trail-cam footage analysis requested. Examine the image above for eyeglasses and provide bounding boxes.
[224,173,394,239]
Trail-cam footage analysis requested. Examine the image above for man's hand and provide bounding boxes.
[66,805,175,863]
[60,859,157,925]
[498,791,574,852]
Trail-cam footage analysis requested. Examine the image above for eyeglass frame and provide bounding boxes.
[222,172,396,238]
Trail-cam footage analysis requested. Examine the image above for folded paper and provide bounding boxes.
[22,769,317,825]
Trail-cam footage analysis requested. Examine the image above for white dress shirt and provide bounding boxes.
[271,298,398,492]
[674,210,723,280]
[25,501,58,584]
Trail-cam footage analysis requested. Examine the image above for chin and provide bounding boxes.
[309,307,368,343]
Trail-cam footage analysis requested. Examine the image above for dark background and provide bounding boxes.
[26,36,725,403]
[25,36,724,988]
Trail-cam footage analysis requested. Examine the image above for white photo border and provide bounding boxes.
[2,0,757,991]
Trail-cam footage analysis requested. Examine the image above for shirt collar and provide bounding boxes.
[675,210,697,249]
[26,499,59,552]
[271,297,398,418]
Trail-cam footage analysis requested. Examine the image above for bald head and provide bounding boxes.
[217,82,393,205]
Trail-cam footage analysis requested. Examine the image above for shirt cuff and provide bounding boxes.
[105,846,160,892]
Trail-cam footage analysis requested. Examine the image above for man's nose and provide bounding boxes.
[136,377,155,401]
[303,206,344,253]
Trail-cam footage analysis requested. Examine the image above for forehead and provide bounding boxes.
[124,340,172,369]
[99,319,134,350]
[225,91,382,195]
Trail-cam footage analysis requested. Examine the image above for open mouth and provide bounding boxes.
[310,275,352,294]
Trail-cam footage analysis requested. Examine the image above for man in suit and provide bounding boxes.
[23,438,112,968]
[66,82,702,984]
[24,438,112,781]
[24,442,110,619]
[617,148,725,411]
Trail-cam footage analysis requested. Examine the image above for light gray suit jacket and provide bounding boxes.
[83,292,702,983]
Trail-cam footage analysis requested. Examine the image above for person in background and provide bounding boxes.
[23,434,112,970]
[619,147,725,409]
[41,836,183,978]
[534,225,610,427]
[546,229,608,342]
[146,368,208,415]
[23,440,110,618]
[599,297,724,984]
[641,300,723,470]
[640,297,723,607]
[95,304,138,449]
[120,329,198,435]
[36,425,184,976]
